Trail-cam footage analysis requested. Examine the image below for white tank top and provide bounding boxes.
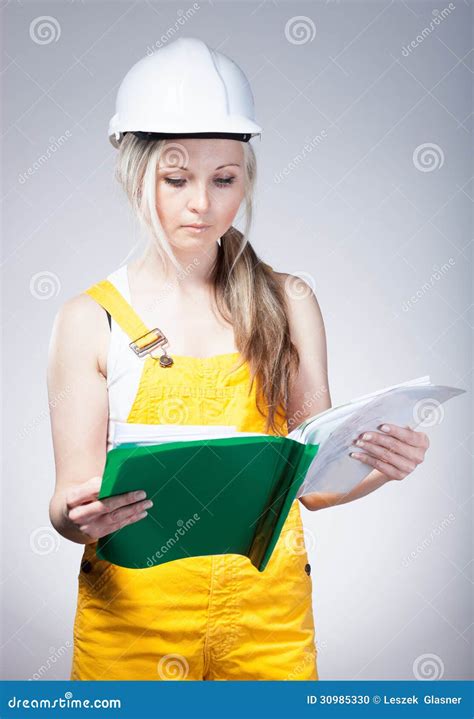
[105,265,144,450]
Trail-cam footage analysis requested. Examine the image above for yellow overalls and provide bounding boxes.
[70,277,318,681]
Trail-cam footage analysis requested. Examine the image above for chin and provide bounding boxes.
[170,232,220,249]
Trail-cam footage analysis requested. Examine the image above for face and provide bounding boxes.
[155,138,245,248]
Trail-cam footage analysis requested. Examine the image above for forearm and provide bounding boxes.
[49,491,95,545]
[300,469,389,511]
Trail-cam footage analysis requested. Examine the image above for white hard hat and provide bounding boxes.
[109,37,262,147]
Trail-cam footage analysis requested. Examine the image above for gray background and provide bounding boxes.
[1,0,472,681]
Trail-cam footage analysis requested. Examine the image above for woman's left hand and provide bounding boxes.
[350,424,430,481]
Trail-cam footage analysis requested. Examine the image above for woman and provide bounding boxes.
[47,38,430,681]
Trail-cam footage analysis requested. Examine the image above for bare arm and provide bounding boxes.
[47,294,150,543]
[280,273,389,511]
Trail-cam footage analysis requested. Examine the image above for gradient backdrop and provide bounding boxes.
[1,0,472,681]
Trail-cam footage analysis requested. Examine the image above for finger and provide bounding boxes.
[349,451,408,480]
[65,476,103,510]
[352,441,417,472]
[70,494,150,524]
[377,424,428,448]
[103,498,153,529]
[354,432,423,465]
[82,508,149,538]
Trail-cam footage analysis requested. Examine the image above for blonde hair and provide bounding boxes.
[115,133,300,435]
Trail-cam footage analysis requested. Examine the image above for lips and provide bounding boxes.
[183,224,211,228]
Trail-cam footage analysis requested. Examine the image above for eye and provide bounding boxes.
[164,178,186,187]
[215,177,236,187]
[163,177,236,188]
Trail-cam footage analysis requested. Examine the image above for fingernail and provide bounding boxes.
[144,500,153,509]
[380,425,390,432]
[138,511,148,519]
[135,491,146,500]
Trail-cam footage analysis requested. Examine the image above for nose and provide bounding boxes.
[187,182,211,214]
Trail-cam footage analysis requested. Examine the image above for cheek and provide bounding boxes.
[155,187,178,226]
[216,188,244,225]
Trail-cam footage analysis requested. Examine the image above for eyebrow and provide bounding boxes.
[160,163,241,171]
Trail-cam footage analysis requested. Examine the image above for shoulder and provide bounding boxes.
[52,292,107,333]
[49,292,109,375]
[272,270,326,339]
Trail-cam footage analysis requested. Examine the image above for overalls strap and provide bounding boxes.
[85,279,150,344]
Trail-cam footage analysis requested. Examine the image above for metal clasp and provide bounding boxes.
[129,327,169,359]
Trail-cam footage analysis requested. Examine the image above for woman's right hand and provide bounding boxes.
[64,476,153,543]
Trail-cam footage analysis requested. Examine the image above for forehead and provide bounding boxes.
[159,138,243,168]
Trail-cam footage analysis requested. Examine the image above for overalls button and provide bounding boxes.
[81,560,92,573]
[304,563,311,576]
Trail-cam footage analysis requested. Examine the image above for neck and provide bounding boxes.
[132,241,220,293]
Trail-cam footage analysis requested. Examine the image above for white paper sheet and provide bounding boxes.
[296,383,466,498]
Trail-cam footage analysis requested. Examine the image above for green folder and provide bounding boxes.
[97,436,319,572]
